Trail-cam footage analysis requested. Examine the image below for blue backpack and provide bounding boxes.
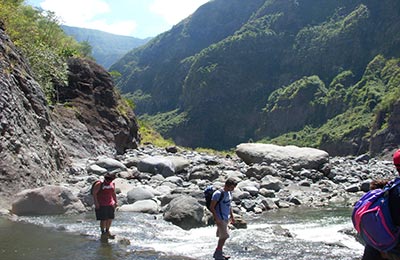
[352,177,400,252]
[204,185,224,211]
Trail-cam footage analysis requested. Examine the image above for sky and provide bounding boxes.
[24,0,210,39]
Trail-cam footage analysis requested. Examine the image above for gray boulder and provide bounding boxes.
[163,195,206,230]
[118,200,159,214]
[236,143,329,170]
[11,185,86,215]
[260,175,284,192]
[138,156,189,177]
[127,186,155,203]
[91,157,127,173]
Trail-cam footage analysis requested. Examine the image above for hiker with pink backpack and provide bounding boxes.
[353,149,400,260]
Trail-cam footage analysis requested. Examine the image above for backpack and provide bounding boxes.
[204,185,224,211]
[352,177,400,252]
[90,180,104,196]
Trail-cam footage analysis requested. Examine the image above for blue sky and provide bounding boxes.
[24,0,210,39]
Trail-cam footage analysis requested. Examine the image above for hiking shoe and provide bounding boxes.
[213,250,225,260]
[106,231,115,239]
[222,252,231,259]
[100,232,108,242]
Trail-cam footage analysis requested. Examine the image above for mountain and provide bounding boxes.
[62,25,151,69]
[111,0,400,156]
[0,25,140,197]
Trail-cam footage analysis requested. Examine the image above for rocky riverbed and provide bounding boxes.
[4,143,399,231]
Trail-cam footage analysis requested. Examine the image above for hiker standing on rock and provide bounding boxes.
[210,178,237,260]
[92,172,118,240]
[361,149,400,260]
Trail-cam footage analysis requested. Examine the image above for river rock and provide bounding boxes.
[113,178,136,195]
[163,195,206,230]
[11,185,86,215]
[91,157,128,173]
[127,186,155,203]
[118,199,159,214]
[260,175,284,192]
[236,143,329,170]
[137,156,176,177]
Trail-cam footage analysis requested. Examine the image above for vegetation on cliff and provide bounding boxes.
[0,0,90,102]
[111,0,400,155]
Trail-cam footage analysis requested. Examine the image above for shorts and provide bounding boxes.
[216,220,229,240]
[95,206,115,220]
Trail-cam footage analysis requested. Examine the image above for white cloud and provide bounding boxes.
[150,0,209,25]
[41,0,110,24]
[39,0,137,36]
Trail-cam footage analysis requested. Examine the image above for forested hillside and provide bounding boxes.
[111,0,400,155]
[62,25,150,69]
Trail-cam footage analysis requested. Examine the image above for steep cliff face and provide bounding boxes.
[370,100,400,157]
[53,57,140,157]
[0,26,140,199]
[0,26,67,197]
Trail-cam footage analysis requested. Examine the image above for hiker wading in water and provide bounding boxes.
[210,178,237,260]
[92,172,117,240]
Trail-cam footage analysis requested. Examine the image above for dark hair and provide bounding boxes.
[104,172,116,181]
[225,177,237,187]
[370,179,390,190]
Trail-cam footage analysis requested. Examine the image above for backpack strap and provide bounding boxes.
[217,189,225,220]
[93,180,104,195]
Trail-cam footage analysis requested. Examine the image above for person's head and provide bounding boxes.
[224,177,237,191]
[104,172,116,183]
[370,179,390,190]
[393,149,400,174]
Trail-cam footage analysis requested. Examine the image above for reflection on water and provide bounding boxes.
[0,207,363,260]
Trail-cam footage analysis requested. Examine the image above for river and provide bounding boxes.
[0,207,363,260]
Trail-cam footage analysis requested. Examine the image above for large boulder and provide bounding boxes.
[88,157,127,174]
[127,186,155,203]
[236,143,329,170]
[11,186,86,216]
[137,156,190,177]
[163,195,207,230]
[118,200,159,214]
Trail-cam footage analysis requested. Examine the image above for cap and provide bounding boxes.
[393,149,400,166]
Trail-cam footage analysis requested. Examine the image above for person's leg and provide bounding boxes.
[100,220,107,233]
[214,221,229,259]
[105,219,115,239]
[105,206,115,239]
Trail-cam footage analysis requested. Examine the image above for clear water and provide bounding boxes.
[0,207,363,260]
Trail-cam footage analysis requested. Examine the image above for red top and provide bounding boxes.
[96,180,116,206]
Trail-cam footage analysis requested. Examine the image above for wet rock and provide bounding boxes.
[163,195,206,230]
[11,185,86,215]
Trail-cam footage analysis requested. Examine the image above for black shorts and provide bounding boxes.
[95,206,115,220]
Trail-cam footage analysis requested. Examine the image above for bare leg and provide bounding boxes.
[100,220,107,233]
[105,219,115,239]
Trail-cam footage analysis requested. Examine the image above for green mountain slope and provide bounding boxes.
[62,25,150,69]
[111,0,400,155]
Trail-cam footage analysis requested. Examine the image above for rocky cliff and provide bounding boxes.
[0,26,140,202]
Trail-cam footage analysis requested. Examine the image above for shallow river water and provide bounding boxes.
[0,207,364,260]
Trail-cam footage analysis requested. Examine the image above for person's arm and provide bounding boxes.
[112,182,118,208]
[210,192,222,225]
[92,182,101,209]
[229,207,235,224]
